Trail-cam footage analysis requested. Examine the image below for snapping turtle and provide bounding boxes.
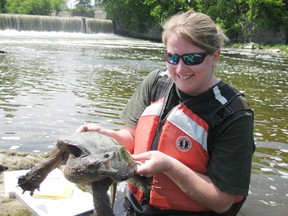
[17,132,139,216]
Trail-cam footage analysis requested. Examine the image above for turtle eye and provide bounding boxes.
[103,153,110,158]
[102,152,115,159]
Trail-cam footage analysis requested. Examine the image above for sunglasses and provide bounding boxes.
[164,51,208,66]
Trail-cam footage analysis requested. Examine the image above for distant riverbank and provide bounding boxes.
[232,43,288,54]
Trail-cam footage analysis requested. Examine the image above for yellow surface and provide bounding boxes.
[32,186,73,199]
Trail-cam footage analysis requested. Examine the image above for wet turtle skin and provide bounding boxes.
[18,132,138,216]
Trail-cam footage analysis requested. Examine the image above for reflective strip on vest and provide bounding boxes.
[167,108,208,151]
[141,100,164,117]
[213,85,227,105]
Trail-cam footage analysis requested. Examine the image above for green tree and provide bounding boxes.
[99,0,155,32]
[75,0,93,11]
[195,0,250,42]
[98,0,196,32]
[247,0,287,43]
[97,0,288,43]
[143,0,194,23]
[6,0,51,15]
[0,0,6,13]
[51,0,67,14]
[6,0,66,15]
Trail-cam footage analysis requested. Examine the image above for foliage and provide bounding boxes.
[143,0,195,23]
[97,0,288,43]
[74,0,94,12]
[51,0,67,13]
[262,44,288,52]
[98,0,155,32]
[245,0,287,43]
[195,0,250,42]
[97,0,193,31]
[232,43,288,52]
[5,0,66,15]
[1,0,287,44]
[6,0,50,15]
[0,0,6,13]
[247,0,287,31]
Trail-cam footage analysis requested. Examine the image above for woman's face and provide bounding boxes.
[165,33,220,96]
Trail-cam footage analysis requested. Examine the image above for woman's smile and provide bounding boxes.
[177,74,194,80]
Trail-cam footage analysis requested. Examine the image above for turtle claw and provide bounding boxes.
[17,174,39,196]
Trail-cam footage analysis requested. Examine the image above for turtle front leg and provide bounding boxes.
[18,146,69,195]
[91,178,114,216]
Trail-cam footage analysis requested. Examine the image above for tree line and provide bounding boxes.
[0,0,93,15]
[0,0,66,14]
[1,0,287,44]
[98,0,288,44]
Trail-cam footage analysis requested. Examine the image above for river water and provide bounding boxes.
[0,31,287,215]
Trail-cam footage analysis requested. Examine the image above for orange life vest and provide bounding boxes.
[129,69,250,212]
[132,99,210,211]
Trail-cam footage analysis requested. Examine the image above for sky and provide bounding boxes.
[66,0,96,9]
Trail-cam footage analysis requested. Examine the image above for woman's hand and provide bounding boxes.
[133,151,237,213]
[132,151,173,177]
[75,123,103,133]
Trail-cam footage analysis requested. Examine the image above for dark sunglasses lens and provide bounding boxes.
[166,53,179,65]
[183,53,206,65]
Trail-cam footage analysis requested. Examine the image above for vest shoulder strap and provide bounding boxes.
[150,68,172,102]
[215,94,251,127]
[207,94,252,156]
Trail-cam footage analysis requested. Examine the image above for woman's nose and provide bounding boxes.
[175,59,188,72]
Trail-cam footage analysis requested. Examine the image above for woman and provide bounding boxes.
[76,11,255,216]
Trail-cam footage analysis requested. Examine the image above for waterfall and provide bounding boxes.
[0,14,114,34]
[85,18,114,33]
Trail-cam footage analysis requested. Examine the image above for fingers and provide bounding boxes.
[132,151,171,177]
[132,152,151,161]
[75,123,100,133]
[75,123,88,133]
[132,152,153,177]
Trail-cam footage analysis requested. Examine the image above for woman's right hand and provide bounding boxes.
[75,123,103,133]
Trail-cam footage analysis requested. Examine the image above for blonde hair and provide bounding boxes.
[162,11,228,53]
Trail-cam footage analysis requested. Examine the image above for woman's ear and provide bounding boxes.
[212,49,221,66]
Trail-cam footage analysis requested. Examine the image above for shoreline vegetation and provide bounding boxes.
[232,43,288,54]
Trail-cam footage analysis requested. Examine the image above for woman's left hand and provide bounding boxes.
[132,151,172,177]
